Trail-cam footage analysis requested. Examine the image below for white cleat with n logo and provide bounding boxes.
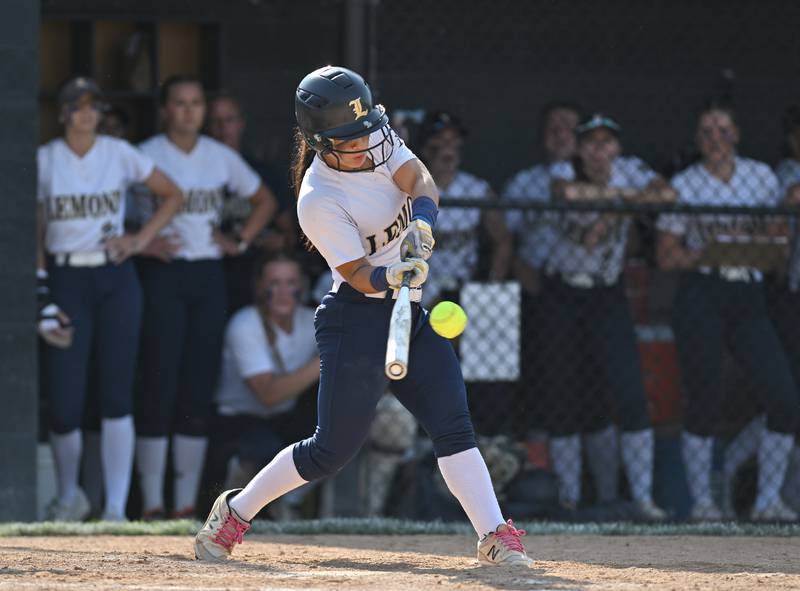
[477,520,534,567]
[194,488,251,561]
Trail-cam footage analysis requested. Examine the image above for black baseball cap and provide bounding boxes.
[58,77,104,108]
[575,113,621,137]
[418,110,468,143]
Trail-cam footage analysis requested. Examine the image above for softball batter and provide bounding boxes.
[195,66,533,567]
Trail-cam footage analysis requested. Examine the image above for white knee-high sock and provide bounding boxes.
[585,425,619,502]
[682,432,713,505]
[172,434,208,512]
[549,434,581,506]
[81,431,104,515]
[135,436,168,512]
[101,416,135,518]
[781,444,800,508]
[437,447,505,538]
[620,428,655,503]
[50,430,82,504]
[229,445,308,522]
[724,415,765,481]
[754,429,793,511]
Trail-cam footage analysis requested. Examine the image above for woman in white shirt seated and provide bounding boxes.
[213,253,320,492]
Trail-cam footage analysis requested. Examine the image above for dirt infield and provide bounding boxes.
[0,534,798,590]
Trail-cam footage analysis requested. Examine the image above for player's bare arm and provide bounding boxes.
[215,184,277,255]
[244,356,320,407]
[106,168,184,263]
[393,158,439,259]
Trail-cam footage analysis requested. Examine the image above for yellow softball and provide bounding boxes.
[429,301,468,339]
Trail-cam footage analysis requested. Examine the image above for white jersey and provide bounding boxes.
[503,162,562,269]
[775,158,800,289]
[658,157,780,251]
[215,305,317,419]
[136,134,261,261]
[37,135,154,254]
[548,156,657,282]
[297,128,417,297]
[424,170,491,302]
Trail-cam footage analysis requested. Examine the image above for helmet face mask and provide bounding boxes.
[295,66,394,172]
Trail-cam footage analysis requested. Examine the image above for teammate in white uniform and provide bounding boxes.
[657,102,799,522]
[134,75,276,520]
[195,66,534,567]
[415,111,510,306]
[544,114,672,521]
[36,77,183,521]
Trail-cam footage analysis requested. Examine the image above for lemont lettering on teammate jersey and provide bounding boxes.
[503,162,563,269]
[297,128,417,298]
[215,306,317,419]
[136,134,261,261]
[657,157,780,250]
[423,170,490,301]
[775,158,800,290]
[37,135,154,254]
[549,156,657,283]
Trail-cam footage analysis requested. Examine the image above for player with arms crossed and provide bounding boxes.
[195,66,533,567]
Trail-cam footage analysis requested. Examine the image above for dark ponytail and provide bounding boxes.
[291,127,315,199]
[290,127,317,250]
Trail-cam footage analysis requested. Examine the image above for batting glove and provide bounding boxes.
[400,219,435,261]
[37,269,74,349]
[386,258,429,289]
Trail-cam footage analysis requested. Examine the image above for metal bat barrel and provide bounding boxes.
[385,274,412,380]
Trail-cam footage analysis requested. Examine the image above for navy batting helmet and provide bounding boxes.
[295,65,394,170]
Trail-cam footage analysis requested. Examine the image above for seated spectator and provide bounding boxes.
[544,113,673,520]
[212,252,319,515]
[656,100,799,522]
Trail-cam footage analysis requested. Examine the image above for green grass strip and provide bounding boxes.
[0,518,798,537]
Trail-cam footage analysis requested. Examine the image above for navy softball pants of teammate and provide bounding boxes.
[538,275,651,436]
[46,260,142,434]
[674,272,799,436]
[135,258,227,437]
[293,283,477,481]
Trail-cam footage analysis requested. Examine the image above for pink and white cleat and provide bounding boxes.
[477,519,534,567]
[194,489,251,561]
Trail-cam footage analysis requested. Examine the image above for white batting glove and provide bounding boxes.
[386,258,429,289]
[400,220,435,261]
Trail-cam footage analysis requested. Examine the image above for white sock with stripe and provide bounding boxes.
[682,432,713,506]
[620,428,655,503]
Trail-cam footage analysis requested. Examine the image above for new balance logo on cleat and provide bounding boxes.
[477,520,534,568]
[194,488,251,562]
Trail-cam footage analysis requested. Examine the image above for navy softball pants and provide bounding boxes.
[293,283,477,482]
[674,272,799,436]
[135,258,227,438]
[535,275,652,436]
[46,260,142,434]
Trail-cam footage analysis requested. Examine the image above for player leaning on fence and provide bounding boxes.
[36,77,184,522]
[195,66,535,567]
[656,100,800,522]
[544,113,674,520]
